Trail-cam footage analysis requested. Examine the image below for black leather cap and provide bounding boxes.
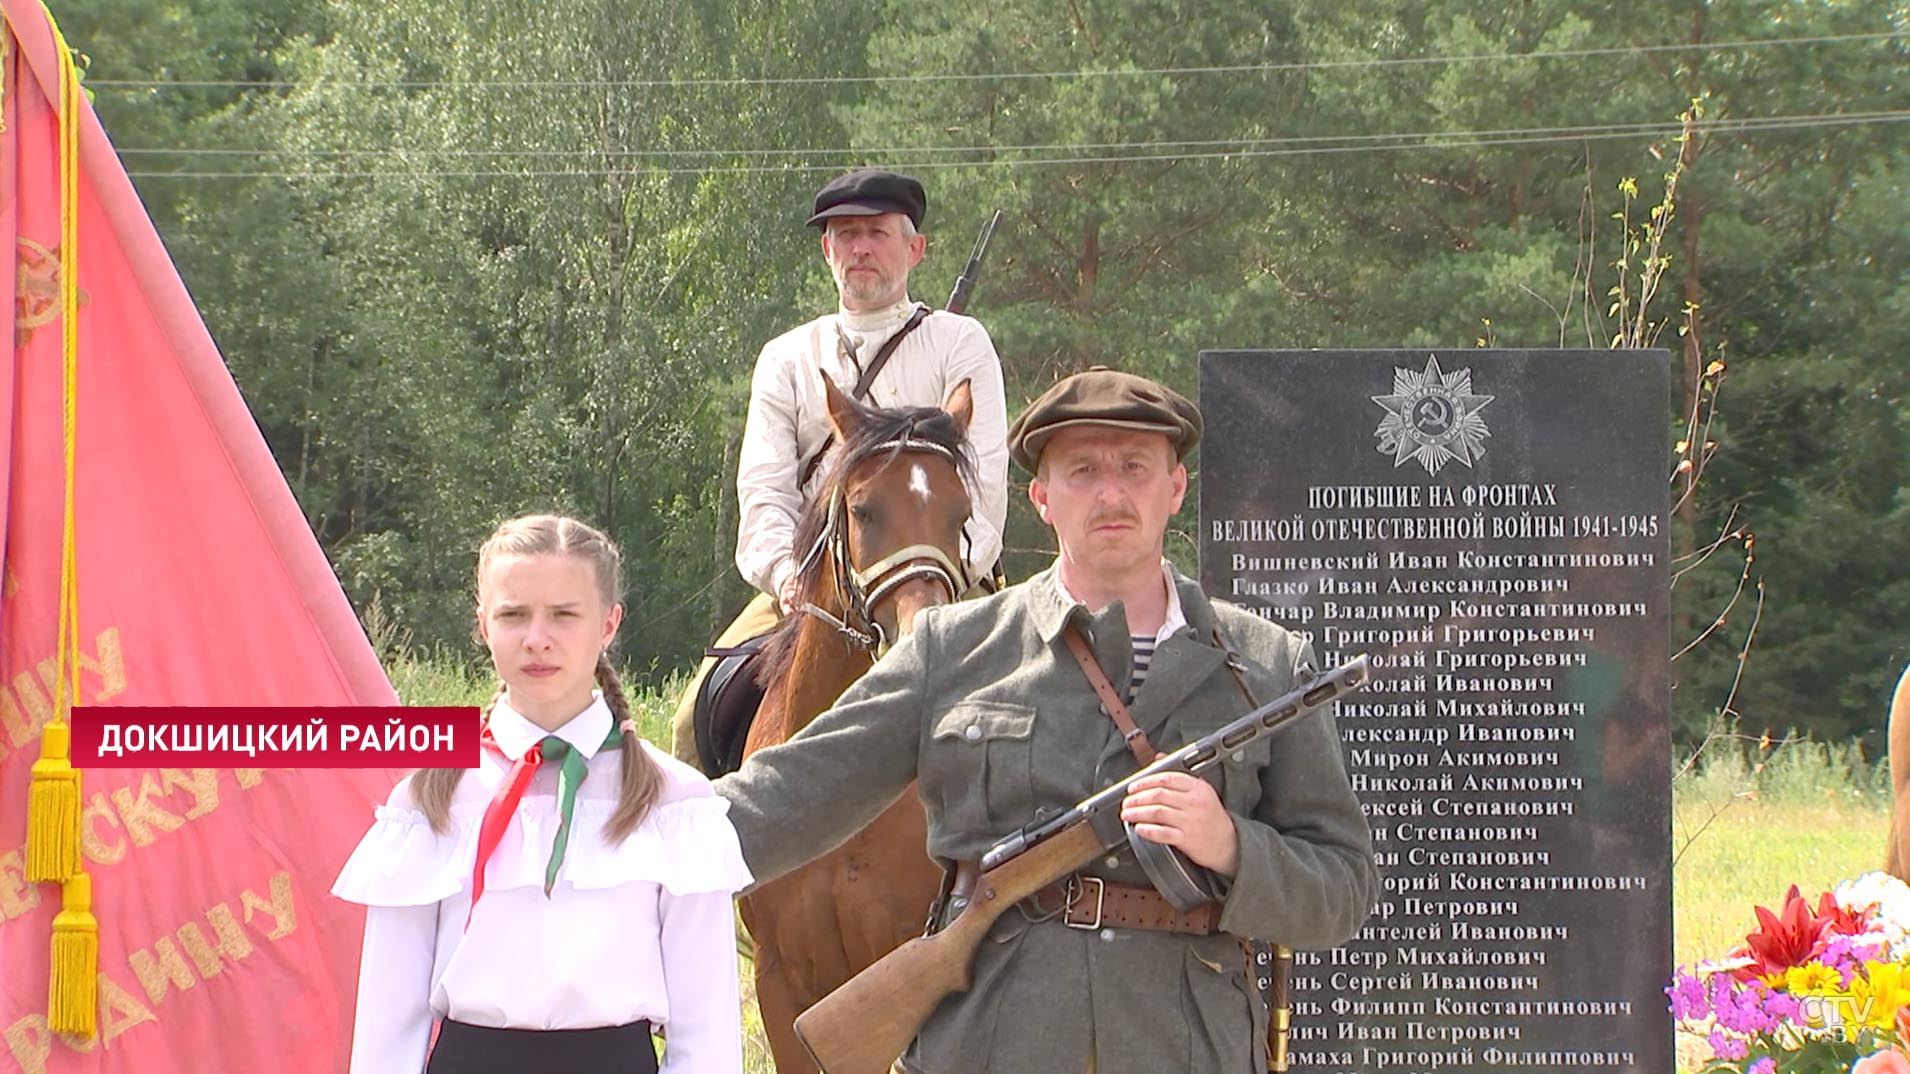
[807,168,928,229]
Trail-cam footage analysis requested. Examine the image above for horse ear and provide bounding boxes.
[941,378,974,437]
[823,374,862,442]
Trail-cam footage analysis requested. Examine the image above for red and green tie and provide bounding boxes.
[467,723,622,927]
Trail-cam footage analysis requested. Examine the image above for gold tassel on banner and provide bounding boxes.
[48,872,98,1038]
[25,0,85,886]
[25,723,80,880]
[26,1,85,886]
[25,1,97,1039]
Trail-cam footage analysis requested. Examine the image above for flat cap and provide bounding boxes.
[807,168,927,229]
[1009,366,1202,473]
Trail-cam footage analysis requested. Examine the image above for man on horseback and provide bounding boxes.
[670,168,1009,769]
[715,368,1378,1074]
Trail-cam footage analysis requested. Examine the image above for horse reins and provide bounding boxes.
[793,433,969,654]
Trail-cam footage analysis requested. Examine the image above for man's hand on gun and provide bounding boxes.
[1120,772,1241,877]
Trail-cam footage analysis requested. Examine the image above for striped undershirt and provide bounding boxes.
[1129,636,1158,700]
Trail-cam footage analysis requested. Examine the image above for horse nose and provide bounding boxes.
[888,577,955,639]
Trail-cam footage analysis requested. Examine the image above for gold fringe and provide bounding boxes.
[25,722,81,881]
[48,871,96,1038]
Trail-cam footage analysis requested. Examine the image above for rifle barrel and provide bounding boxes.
[944,209,1003,316]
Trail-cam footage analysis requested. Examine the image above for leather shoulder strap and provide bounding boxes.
[1211,625,1261,707]
[1062,622,1157,765]
[852,303,930,399]
[796,304,933,489]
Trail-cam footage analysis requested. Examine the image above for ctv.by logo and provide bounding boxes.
[1797,993,1879,1042]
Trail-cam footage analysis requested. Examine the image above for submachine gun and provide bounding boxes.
[792,654,1374,1074]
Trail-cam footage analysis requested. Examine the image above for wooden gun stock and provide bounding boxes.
[792,822,1104,1074]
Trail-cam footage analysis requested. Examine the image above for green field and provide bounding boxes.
[1676,793,1889,964]
[387,659,1895,1071]
[1673,735,1893,966]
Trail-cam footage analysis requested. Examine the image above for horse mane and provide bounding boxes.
[754,393,975,691]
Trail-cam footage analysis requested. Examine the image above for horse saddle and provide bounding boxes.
[693,630,772,777]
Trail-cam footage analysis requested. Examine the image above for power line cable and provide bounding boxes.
[114,109,1910,160]
[89,30,1907,91]
[123,110,1910,179]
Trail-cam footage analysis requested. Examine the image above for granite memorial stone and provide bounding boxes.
[1199,349,1673,1074]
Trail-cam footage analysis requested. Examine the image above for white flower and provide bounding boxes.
[1690,954,1756,977]
[1836,873,1910,956]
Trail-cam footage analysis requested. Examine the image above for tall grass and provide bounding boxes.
[1673,725,1891,965]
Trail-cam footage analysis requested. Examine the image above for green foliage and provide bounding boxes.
[70,0,868,682]
[64,0,1910,743]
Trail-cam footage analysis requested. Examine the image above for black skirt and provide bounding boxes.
[426,1019,658,1074]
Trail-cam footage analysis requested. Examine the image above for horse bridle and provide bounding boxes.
[793,434,970,654]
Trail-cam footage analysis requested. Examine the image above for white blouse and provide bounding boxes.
[332,696,752,1074]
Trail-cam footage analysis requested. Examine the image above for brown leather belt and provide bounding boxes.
[947,861,1220,936]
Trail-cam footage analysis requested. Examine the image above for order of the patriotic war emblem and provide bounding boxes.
[1371,356,1494,475]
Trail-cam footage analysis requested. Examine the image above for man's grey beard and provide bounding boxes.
[837,266,902,308]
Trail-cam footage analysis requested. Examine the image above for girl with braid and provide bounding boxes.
[333,514,750,1074]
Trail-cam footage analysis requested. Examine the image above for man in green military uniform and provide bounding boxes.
[715,368,1377,1074]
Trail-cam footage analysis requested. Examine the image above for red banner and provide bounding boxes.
[1,4,406,1072]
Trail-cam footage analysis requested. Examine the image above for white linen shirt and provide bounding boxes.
[333,695,752,1074]
[735,297,1009,597]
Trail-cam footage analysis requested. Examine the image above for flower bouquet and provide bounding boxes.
[1671,873,1910,1073]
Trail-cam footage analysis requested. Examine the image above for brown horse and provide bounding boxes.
[739,375,975,1074]
[1887,662,1910,879]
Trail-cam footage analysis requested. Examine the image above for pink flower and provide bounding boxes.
[1853,1049,1910,1074]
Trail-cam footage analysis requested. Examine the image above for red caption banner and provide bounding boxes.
[71,706,481,767]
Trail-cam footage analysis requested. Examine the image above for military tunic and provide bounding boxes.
[715,565,1378,1074]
